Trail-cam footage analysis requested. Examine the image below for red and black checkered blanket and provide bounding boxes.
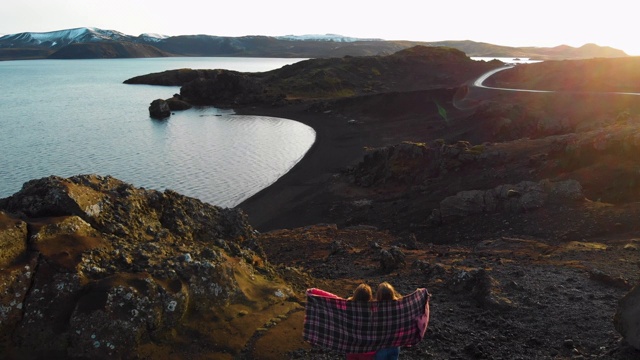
[303,288,430,353]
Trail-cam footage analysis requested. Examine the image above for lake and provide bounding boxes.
[471,57,543,64]
[0,57,314,208]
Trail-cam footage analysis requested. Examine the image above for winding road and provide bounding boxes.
[473,64,640,96]
[473,66,550,93]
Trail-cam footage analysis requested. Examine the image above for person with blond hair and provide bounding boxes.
[374,282,402,360]
[303,282,430,357]
[346,283,375,360]
[348,283,373,302]
[376,282,402,301]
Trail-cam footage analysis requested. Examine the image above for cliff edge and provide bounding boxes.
[0,174,303,359]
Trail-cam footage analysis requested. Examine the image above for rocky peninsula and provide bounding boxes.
[3,47,640,359]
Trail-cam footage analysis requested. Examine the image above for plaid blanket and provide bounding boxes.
[303,288,430,353]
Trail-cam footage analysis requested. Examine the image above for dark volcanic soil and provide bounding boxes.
[120,50,640,359]
[255,225,640,360]
[234,79,640,359]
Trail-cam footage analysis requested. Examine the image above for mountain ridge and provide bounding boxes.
[0,27,629,61]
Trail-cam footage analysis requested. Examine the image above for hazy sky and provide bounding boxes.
[2,1,638,55]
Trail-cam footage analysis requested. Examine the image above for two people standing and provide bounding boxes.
[346,282,402,360]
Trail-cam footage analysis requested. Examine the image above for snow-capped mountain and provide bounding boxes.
[138,33,170,43]
[0,28,383,49]
[0,27,133,48]
[276,34,383,42]
[0,27,627,61]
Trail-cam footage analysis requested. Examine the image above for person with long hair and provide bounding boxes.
[376,282,402,301]
[303,283,430,356]
[374,282,402,360]
[348,283,373,302]
[346,283,375,360]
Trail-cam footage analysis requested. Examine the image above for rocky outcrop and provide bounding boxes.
[148,98,171,119]
[350,140,502,188]
[131,69,285,108]
[468,101,565,141]
[148,96,191,118]
[124,69,221,86]
[429,179,584,224]
[614,284,640,350]
[379,246,406,273]
[165,95,192,111]
[0,212,27,267]
[127,46,503,108]
[0,175,297,359]
[449,268,515,311]
[563,125,640,161]
[179,70,281,107]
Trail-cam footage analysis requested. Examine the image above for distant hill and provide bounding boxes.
[0,48,53,60]
[124,45,504,107]
[0,27,629,61]
[483,56,640,93]
[275,34,384,42]
[48,42,171,59]
[413,40,628,60]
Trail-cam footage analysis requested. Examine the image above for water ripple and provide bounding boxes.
[0,58,313,208]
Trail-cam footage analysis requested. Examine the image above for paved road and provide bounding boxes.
[473,65,550,93]
[473,65,640,96]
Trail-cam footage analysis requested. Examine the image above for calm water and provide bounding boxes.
[471,56,542,64]
[0,57,315,207]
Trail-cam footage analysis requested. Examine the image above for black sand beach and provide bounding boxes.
[235,103,370,230]
[235,88,465,231]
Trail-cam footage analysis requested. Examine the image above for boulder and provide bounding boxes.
[614,284,640,350]
[432,179,584,223]
[0,174,296,359]
[449,268,514,311]
[166,96,192,111]
[148,98,170,119]
[379,246,406,272]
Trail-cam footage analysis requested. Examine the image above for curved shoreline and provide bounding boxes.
[234,88,463,231]
[234,103,371,231]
